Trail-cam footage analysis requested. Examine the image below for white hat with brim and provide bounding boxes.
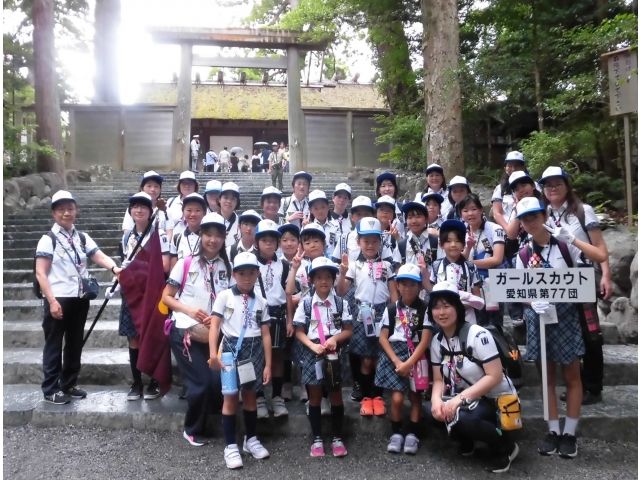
[201,212,226,228]
[261,186,282,198]
[515,197,546,218]
[430,281,460,297]
[205,180,222,193]
[293,171,313,184]
[51,190,75,207]
[232,252,260,271]
[221,182,240,194]
[448,176,470,189]
[333,183,352,197]
[357,217,383,236]
[396,264,422,283]
[301,223,326,240]
[508,171,535,189]
[255,219,281,237]
[375,195,396,210]
[308,257,339,277]
[425,164,444,175]
[308,190,329,206]
[238,209,261,224]
[129,192,153,208]
[350,196,375,213]
[505,151,525,162]
[141,171,163,185]
[179,171,197,182]
[538,166,569,185]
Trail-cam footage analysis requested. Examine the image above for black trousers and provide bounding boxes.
[169,324,223,436]
[204,164,215,172]
[581,341,604,394]
[41,297,90,396]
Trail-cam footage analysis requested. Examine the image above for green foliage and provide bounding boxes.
[519,130,569,178]
[372,112,424,170]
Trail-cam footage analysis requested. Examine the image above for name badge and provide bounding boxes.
[237,360,257,385]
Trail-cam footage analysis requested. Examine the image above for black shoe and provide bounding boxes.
[582,391,602,405]
[488,443,519,473]
[350,382,364,402]
[538,432,560,455]
[43,392,70,405]
[179,385,187,400]
[144,380,161,400]
[558,434,578,458]
[127,383,143,401]
[63,386,87,399]
[457,439,476,457]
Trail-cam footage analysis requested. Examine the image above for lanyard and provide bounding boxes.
[183,232,200,255]
[232,295,257,361]
[225,212,237,233]
[294,199,306,212]
[549,210,563,228]
[57,230,82,266]
[444,338,463,395]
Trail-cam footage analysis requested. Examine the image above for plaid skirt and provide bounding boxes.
[118,297,138,338]
[221,335,266,392]
[349,302,386,357]
[375,341,412,392]
[299,338,351,386]
[524,303,585,365]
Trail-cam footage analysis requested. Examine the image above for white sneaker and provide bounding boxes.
[257,396,269,419]
[271,396,288,417]
[299,386,308,402]
[403,433,419,454]
[243,435,270,459]
[387,434,404,453]
[321,397,331,416]
[281,383,293,401]
[224,444,243,469]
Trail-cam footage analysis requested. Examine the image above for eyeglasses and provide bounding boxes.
[54,207,76,214]
[543,183,565,191]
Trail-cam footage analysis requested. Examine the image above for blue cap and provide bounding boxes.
[421,192,444,204]
[376,172,397,186]
[440,219,466,233]
[141,171,164,186]
[401,201,428,216]
[293,171,313,184]
[538,166,569,185]
[515,197,546,218]
[278,223,300,238]
[129,192,153,208]
[308,257,339,277]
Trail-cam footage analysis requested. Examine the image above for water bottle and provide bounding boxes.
[220,352,238,396]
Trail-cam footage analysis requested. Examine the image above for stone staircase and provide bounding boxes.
[3,171,638,441]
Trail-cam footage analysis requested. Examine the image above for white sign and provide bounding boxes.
[604,48,638,116]
[488,268,596,303]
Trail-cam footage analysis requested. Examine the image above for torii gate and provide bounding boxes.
[148,26,330,173]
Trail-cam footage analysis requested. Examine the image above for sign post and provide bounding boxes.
[601,48,637,227]
[489,268,597,420]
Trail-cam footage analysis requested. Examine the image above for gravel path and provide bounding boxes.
[4,426,637,479]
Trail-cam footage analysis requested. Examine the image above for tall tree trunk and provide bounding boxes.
[93,0,121,103]
[422,0,464,176]
[532,0,544,131]
[33,0,65,182]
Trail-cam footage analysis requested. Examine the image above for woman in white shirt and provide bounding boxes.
[428,282,519,473]
[492,151,527,232]
[35,191,121,405]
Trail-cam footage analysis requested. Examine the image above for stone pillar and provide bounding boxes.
[172,43,193,170]
[287,45,304,172]
[346,110,354,168]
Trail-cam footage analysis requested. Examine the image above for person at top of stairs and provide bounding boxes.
[169,193,207,271]
[34,190,122,405]
[166,171,199,231]
[121,171,172,240]
[204,180,222,215]
[279,171,312,229]
[219,182,241,245]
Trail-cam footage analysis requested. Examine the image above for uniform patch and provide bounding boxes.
[224,306,234,319]
[188,271,198,283]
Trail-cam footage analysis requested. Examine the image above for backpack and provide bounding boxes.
[518,236,573,268]
[302,294,344,334]
[386,301,428,339]
[398,234,439,265]
[33,231,87,299]
[439,322,524,391]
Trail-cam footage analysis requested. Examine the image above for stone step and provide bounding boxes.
[4,299,123,322]
[4,321,127,349]
[5,214,128,224]
[3,384,636,442]
[4,268,114,284]
[3,222,123,233]
[3,343,637,387]
[4,232,123,242]
[3,246,120,265]
[4,282,116,301]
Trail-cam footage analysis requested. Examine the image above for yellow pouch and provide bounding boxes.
[496,394,522,430]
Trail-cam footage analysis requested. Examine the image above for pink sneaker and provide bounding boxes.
[331,438,348,457]
[310,438,325,457]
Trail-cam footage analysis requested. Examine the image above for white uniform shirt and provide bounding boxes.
[35,224,101,298]
[167,255,230,329]
[335,230,395,264]
[404,230,446,264]
[121,225,170,257]
[219,149,230,164]
[431,324,516,398]
[345,255,395,305]
[190,139,199,156]
[223,212,241,246]
[166,196,184,225]
[278,195,309,228]
[492,183,542,221]
[170,228,201,259]
[255,255,287,306]
[330,211,353,237]
[294,257,315,297]
[468,220,507,274]
[515,239,583,270]
[311,217,341,258]
[382,299,432,343]
[212,287,270,338]
[293,292,352,342]
[547,202,600,245]
[122,207,171,233]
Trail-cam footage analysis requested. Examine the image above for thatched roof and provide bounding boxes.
[137,83,387,120]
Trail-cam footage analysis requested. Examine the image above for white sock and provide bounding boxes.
[563,417,579,436]
[548,419,560,434]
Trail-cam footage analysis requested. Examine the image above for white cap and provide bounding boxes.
[308,190,329,205]
[309,257,339,276]
[193,135,199,138]
[221,182,240,194]
[431,281,460,297]
[357,217,383,235]
[350,195,374,212]
[448,176,469,189]
[272,142,278,146]
[333,183,352,196]
[201,212,226,228]
[508,171,534,188]
[238,209,261,224]
[505,151,525,162]
[205,180,222,193]
[182,193,207,208]
[539,166,569,185]
[300,223,326,240]
[515,197,546,218]
[425,164,444,174]
[129,192,153,206]
[232,252,260,271]
[141,171,163,184]
[292,171,313,183]
[375,195,396,209]
[51,190,75,206]
[261,186,282,198]
[179,171,196,181]
[255,219,281,237]
[395,264,422,282]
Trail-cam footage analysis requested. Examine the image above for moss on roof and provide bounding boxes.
[137,83,386,120]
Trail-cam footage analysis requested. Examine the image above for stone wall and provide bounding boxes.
[3,173,63,215]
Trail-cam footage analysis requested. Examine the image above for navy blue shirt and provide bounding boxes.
[261,150,271,164]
